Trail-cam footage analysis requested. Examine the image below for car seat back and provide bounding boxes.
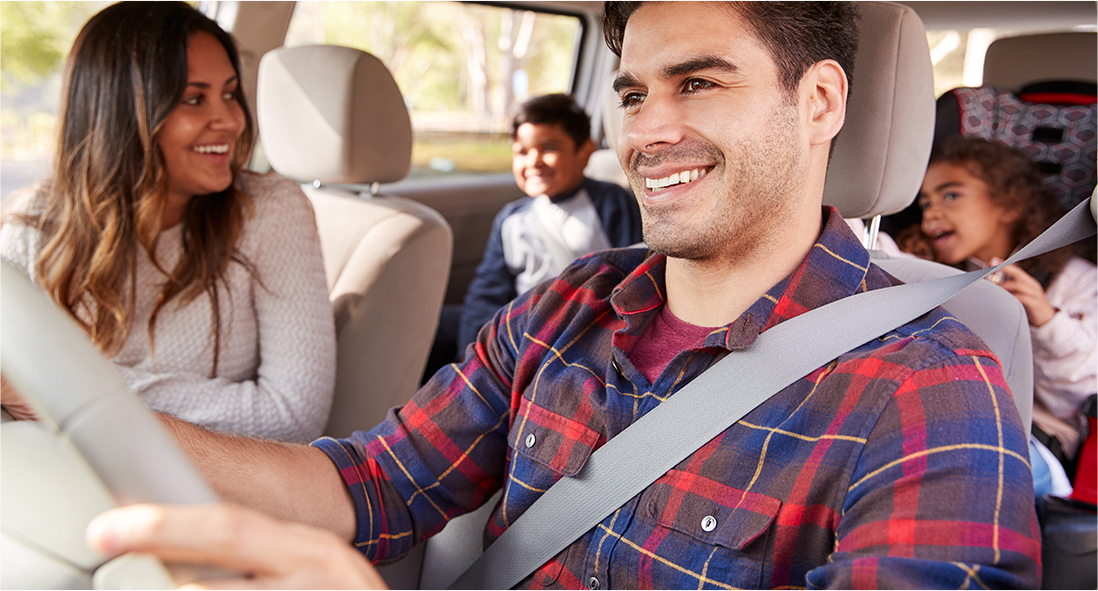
[257,45,453,438]
[821,2,1035,430]
[583,71,630,188]
[983,32,1097,93]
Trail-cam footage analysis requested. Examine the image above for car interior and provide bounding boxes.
[0,1,1095,589]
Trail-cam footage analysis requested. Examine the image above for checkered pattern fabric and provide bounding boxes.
[952,85,1096,212]
[315,207,1040,589]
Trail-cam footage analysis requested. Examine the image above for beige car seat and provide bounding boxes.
[257,45,453,438]
[583,81,629,188]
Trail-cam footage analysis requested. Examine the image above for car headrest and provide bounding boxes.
[257,45,412,185]
[822,1,935,219]
[984,32,1098,92]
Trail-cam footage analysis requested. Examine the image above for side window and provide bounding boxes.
[283,1,584,178]
[0,1,112,201]
[926,29,1005,96]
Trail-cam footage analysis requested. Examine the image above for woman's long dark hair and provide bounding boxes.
[21,1,256,373]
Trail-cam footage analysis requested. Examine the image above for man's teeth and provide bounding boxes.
[645,168,706,190]
[194,145,229,154]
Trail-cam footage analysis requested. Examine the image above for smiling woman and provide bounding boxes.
[0,2,336,443]
[157,31,247,228]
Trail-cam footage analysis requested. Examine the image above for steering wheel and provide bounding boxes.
[1,260,219,588]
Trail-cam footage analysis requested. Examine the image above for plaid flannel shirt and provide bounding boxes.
[315,207,1040,589]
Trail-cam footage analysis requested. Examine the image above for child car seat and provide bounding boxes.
[881,31,1098,252]
[934,82,1096,215]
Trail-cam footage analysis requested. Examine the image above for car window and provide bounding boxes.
[282,1,584,179]
[0,1,112,202]
[926,25,1095,96]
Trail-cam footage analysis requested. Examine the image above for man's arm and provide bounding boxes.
[158,415,357,541]
[809,352,1041,589]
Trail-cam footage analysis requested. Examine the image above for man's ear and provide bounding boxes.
[802,60,847,147]
[576,138,597,167]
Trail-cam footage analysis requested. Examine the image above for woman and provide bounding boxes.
[909,136,1096,484]
[0,2,336,442]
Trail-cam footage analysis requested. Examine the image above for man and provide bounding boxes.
[88,3,1040,588]
[457,93,643,352]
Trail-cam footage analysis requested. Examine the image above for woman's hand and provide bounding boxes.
[988,260,1057,327]
[86,503,389,590]
[1,374,39,421]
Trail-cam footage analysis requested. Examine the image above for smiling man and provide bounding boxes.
[88,3,1040,589]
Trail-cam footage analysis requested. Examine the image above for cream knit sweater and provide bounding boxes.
[1,172,336,442]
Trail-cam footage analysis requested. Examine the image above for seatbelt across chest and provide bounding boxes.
[449,197,1096,590]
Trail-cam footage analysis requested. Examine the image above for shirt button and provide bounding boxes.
[701,515,717,532]
[588,576,601,590]
[611,358,621,374]
[525,433,536,448]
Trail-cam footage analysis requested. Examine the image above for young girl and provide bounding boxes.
[0,2,335,442]
[911,135,1096,473]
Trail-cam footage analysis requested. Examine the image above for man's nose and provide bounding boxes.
[620,93,686,156]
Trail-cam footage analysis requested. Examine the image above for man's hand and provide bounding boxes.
[86,503,388,590]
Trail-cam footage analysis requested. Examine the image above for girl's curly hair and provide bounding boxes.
[926,135,1072,288]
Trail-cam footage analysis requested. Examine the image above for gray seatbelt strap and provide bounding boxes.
[451,198,1096,590]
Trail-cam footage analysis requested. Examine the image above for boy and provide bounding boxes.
[456,93,643,351]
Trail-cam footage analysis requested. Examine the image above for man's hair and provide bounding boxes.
[511,93,591,150]
[603,2,860,97]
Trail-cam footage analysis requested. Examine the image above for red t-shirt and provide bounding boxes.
[631,305,716,383]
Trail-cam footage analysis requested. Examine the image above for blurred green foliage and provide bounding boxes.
[0,1,102,93]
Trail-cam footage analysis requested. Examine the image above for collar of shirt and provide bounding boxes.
[609,206,871,352]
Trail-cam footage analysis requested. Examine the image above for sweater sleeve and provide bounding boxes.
[0,188,46,281]
[1030,257,1098,418]
[122,176,336,443]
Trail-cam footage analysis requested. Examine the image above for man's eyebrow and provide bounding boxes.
[612,56,738,94]
[663,55,738,79]
[933,181,963,192]
[612,72,641,93]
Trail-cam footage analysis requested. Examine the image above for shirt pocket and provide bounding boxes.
[510,397,603,477]
[635,469,782,588]
[646,469,781,550]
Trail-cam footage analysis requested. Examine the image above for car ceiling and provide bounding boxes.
[508,1,1096,33]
